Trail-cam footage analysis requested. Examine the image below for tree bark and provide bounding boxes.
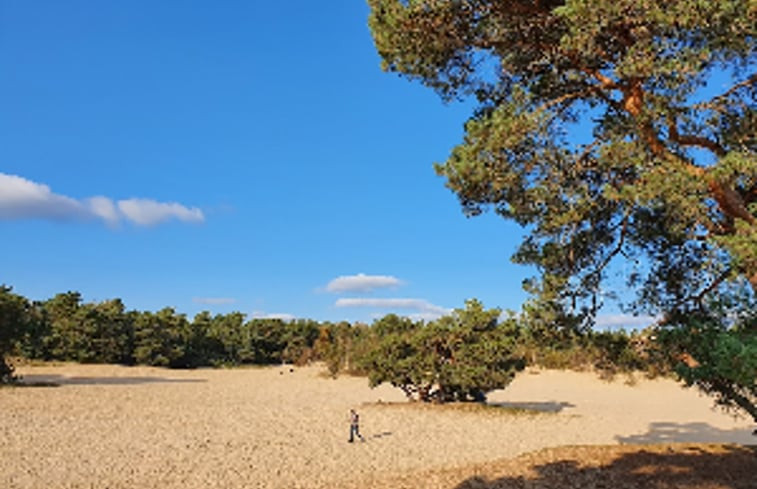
[615,79,757,295]
[707,378,757,424]
[707,180,756,225]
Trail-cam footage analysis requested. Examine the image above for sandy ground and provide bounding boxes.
[1,364,754,489]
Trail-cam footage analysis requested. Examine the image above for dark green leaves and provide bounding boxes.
[369,0,757,419]
[359,300,525,402]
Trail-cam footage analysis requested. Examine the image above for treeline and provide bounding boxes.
[2,287,354,373]
[2,286,655,383]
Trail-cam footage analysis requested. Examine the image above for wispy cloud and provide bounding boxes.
[335,297,451,319]
[192,297,237,305]
[0,173,204,227]
[407,312,449,322]
[595,314,657,330]
[118,198,204,226]
[251,311,296,321]
[88,196,120,225]
[0,173,89,220]
[326,273,403,293]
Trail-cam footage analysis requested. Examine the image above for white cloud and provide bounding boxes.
[87,196,120,226]
[335,297,451,319]
[595,314,657,330]
[407,312,448,322]
[118,198,204,226]
[193,297,237,305]
[251,311,296,321]
[0,173,87,220]
[0,173,204,227]
[326,273,403,293]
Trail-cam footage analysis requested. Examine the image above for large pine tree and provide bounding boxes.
[368,0,756,420]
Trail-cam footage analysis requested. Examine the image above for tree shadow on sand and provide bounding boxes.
[17,374,206,386]
[487,401,575,413]
[617,422,756,445]
[453,444,757,489]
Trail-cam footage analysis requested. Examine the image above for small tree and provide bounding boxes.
[360,300,525,402]
[248,318,288,364]
[78,299,134,364]
[359,314,427,398]
[0,286,31,383]
[42,291,84,361]
[654,294,757,422]
[207,312,249,365]
[133,308,189,367]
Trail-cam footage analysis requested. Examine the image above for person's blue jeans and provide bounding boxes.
[349,424,363,442]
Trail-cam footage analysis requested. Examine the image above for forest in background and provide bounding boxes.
[1,285,653,397]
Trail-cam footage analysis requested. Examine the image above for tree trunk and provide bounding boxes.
[707,379,757,424]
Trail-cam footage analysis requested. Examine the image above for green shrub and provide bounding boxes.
[359,300,526,402]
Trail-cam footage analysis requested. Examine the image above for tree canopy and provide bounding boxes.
[4,285,653,402]
[368,0,756,417]
[0,286,31,382]
[359,300,525,402]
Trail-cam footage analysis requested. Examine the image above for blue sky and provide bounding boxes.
[1,1,655,327]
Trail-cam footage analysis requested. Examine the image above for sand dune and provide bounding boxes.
[1,364,753,488]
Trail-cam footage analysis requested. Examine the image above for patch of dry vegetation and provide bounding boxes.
[353,444,757,489]
[367,400,551,417]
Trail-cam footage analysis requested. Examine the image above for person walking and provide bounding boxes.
[348,409,364,443]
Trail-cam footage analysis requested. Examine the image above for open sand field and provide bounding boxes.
[1,363,755,489]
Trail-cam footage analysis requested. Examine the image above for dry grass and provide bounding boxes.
[360,444,757,489]
[367,400,551,417]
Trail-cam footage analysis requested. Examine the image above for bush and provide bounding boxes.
[0,286,31,383]
[359,300,526,402]
[654,297,757,423]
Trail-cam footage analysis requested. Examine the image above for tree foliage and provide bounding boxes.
[654,292,757,421]
[43,294,134,365]
[369,0,756,418]
[0,286,31,382]
[315,321,371,376]
[3,285,660,402]
[7,290,326,370]
[359,300,525,402]
[133,308,190,367]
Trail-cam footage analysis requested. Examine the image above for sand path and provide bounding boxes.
[1,364,753,488]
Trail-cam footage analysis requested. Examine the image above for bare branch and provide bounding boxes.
[535,89,593,112]
[576,139,603,163]
[692,73,757,111]
[668,123,727,157]
[710,73,757,101]
[587,212,630,284]
[707,180,757,225]
[693,268,733,306]
[534,81,616,114]
[581,68,620,90]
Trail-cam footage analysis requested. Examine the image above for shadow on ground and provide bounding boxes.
[454,444,757,489]
[18,374,206,386]
[487,401,575,413]
[618,422,756,445]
